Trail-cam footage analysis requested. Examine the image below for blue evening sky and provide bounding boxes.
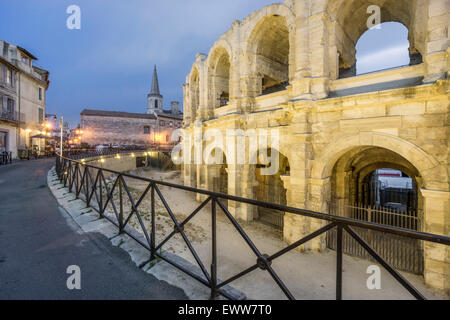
[0,1,409,127]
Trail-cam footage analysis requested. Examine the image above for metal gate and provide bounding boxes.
[327,202,424,275]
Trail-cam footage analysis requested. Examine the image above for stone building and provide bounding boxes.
[0,40,50,158]
[181,0,450,293]
[81,65,183,147]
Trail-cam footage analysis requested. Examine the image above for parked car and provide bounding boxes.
[95,144,109,150]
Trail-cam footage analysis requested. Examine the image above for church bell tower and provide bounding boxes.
[147,65,163,115]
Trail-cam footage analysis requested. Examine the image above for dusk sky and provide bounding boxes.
[1,1,410,127]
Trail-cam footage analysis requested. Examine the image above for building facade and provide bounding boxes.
[181,0,450,293]
[81,65,183,148]
[0,40,50,158]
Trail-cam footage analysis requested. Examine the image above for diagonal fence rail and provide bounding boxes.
[55,154,450,300]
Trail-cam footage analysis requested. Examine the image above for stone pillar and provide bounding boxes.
[281,175,310,251]
[291,0,313,99]
[183,163,197,188]
[421,188,450,295]
[196,164,207,202]
[307,8,330,99]
[227,164,257,221]
[306,177,331,251]
[423,0,450,83]
[229,20,241,103]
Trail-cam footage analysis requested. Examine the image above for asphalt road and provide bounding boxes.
[0,158,187,300]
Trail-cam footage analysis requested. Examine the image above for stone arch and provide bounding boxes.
[243,4,295,97]
[207,44,232,109]
[326,0,426,78]
[189,66,200,120]
[247,146,291,229]
[311,132,440,189]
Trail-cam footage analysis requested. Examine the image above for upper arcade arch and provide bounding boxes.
[327,0,427,79]
[244,5,295,97]
[207,44,232,109]
[189,66,200,120]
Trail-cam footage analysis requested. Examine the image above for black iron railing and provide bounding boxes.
[0,111,19,123]
[61,147,174,161]
[0,151,12,165]
[55,154,450,300]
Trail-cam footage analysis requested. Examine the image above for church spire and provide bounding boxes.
[150,65,160,95]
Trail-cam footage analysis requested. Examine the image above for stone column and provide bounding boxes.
[281,175,310,251]
[306,8,330,99]
[306,177,331,251]
[423,0,450,83]
[227,164,257,221]
[420,188,450,295]
[291,0,313,99]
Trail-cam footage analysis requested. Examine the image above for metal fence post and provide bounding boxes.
[99,170,103,217]
[336,224,343,300]
[85,166,90,207]
[150,183,156,261]
[119,175,124,233]
[210,197,217,299]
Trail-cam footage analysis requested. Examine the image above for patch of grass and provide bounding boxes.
[80,209,93,215]
[117,238,125,247]
[147,248,164,270]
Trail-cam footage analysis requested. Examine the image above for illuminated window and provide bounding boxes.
[159,120,165,127]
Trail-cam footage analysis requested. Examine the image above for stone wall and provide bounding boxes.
[81,115,156,147]
[181,0,450,294]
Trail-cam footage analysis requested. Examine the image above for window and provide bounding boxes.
[38,88,42,101]
[169,121,173,128]
[7,99,14,113]
[166,135,169,142]
[38,108,44,124]
[21,56,30,66]
[159,120,165,127]
[143,126,150,134]
[5,68,12,86]
[154,100,158,109]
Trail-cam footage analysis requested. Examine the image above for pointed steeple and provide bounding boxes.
[150,65,160,95]
[147,65,163,114]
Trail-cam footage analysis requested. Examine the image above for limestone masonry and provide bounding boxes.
[181,0,450,294]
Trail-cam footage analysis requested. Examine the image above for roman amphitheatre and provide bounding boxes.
[55,0,449,299]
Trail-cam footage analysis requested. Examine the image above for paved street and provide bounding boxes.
[0,158,187,300]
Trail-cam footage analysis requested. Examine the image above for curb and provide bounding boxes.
[47,166,246,300]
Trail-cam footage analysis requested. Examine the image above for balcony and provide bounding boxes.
[0,111,20,124]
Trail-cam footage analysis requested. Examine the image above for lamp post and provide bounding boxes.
[59,116,63,157]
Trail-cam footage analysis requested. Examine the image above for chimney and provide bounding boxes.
[171,101,180,115]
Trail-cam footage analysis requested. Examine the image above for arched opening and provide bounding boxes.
[254,148,290,231]
[250,15,290,96]
[209,47,231,108]
[355,22,419,75]
[190,67,200,120]
[327,146,424,274]
[332,0,423,79]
